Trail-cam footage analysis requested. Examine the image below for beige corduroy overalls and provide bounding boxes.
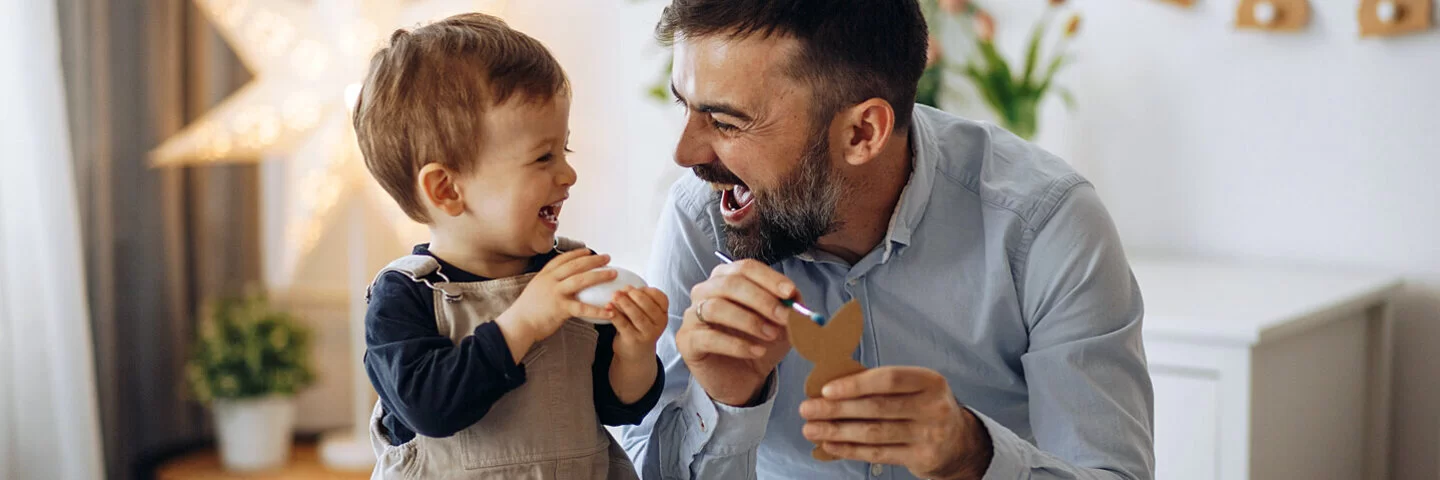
[367,239,639,480]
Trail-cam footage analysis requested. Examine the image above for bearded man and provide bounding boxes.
[620,1,1155,479]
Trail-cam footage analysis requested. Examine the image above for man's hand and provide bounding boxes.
[675,259,796,407]
[798,367,994,480]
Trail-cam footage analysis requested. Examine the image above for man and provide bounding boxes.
[620,1,1154,479]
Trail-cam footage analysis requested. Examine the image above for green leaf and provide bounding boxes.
[648,84,669,102]
[916,63,943,108]
[962,63,1007,116]
[975,41,1016,114]
[1057,87,1078,111]
[184,292,316,402]
[1021,14,1050,90]
[1035,53,1071,97]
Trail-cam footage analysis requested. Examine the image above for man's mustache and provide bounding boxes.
[692,164,744,186]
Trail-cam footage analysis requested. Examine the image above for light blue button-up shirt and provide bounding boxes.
[620,105,1154,480]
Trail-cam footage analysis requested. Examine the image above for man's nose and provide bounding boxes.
[673,115,717,168]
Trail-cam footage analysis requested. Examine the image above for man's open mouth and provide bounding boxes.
[717,183,756,224]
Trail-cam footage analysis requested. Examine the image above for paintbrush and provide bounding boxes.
[713,251,827,325]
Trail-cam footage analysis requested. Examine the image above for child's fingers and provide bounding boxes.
[622,289,667,339]
[608,300,639,338]
[556,268,618,295]
[627,289,667,327]
[540,248,592,272]
[549,253,611,279]
[647,287,670,312]
[641,287,670,314]
[610,289,648,336]
[565,300,613,320]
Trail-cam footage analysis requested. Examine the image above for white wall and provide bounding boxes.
[976,1,1440,477]
[507,0,685,273]
[270,1,1440,475]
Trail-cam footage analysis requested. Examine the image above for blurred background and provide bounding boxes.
[1,0,1436,479]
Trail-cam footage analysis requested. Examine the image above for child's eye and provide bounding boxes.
[536,154,553,163]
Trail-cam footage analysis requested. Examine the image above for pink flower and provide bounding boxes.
[939,0,969,14]
[973,10,996,41]
[926,35,942,67]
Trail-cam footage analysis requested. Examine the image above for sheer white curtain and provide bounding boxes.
[0,1,105,479]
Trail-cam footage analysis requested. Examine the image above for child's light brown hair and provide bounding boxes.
[353,13,570,223]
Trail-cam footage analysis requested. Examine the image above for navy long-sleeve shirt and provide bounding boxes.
[364,245,664,445]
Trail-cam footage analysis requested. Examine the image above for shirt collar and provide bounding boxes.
[884,107,940,253]
[796,106,941,265]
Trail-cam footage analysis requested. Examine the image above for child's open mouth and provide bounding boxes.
[718,183,756,225]
[539,199,564,230]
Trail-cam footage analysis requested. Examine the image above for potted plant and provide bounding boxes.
[957,1,1082,140]
[185,291,316,471]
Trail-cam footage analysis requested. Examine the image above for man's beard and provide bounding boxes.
[693,130,843,265]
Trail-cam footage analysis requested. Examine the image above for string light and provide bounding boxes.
[151,0,510,285]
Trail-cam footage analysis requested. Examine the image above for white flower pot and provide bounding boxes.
[212,395,297,471]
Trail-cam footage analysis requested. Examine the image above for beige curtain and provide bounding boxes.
[57,0,263,478]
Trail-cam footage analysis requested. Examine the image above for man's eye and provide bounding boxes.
[712,119,738,132]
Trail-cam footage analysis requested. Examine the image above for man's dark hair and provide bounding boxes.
[657,0,928,131]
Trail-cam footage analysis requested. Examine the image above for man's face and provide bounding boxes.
[670,33,846,264]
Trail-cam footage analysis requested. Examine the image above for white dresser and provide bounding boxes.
[1132,255,1403,480]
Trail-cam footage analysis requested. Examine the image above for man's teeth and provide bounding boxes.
[733,185,753,205]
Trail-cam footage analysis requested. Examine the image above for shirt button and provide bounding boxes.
[870,463,883,476]
[847,278,859,286]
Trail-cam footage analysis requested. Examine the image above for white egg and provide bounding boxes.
[575,267,648,324]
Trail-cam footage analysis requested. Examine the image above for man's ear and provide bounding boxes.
[835,98,896,167]
[418,163,466,217]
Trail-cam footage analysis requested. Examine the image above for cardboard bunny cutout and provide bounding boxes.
[786,299,867,461]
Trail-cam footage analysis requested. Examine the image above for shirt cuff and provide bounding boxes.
[680,370,778,457]
[970,407,1029,480]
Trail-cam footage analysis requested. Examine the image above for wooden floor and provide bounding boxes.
[156,443,371,480]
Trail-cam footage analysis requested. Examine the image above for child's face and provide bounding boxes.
[451,94,575,259]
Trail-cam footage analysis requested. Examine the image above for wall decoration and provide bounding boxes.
[150,0,509,471]
[1235,0,1311,31]
[1359,0,1433,37]
[149,0,504,287]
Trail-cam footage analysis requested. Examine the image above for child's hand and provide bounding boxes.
[608,286,670,361]
[497,249,617,360]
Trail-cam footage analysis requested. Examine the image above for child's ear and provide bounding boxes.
[418,163,466,217]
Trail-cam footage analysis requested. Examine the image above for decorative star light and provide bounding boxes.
[151,0,508,285]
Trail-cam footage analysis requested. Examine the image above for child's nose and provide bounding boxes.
[556,159,577,186]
